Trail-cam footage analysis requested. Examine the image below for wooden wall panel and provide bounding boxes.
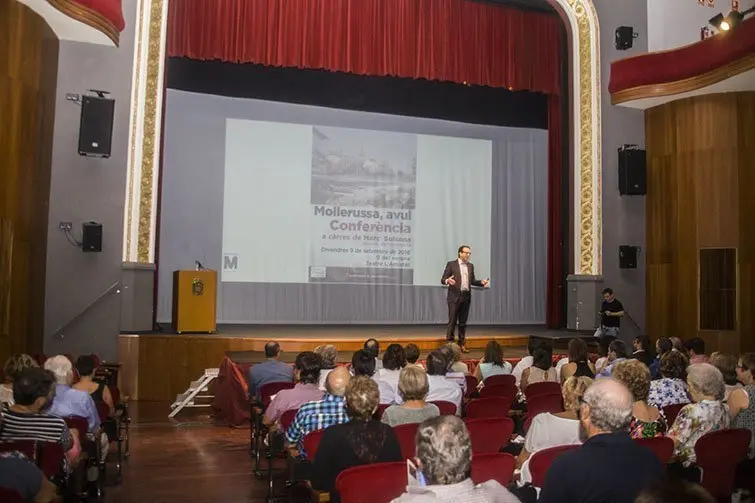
[0,1,58,364]
[646,92,755,354]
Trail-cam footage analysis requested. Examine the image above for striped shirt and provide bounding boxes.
[0,408,73,451]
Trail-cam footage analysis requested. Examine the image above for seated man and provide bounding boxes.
[410,352,462,414]
[391,415,520,502]
[365,338,383,371]
[0,451,59,503]
[44,356,100,434]
[285,366,350,458]
[538,378,663,503]
[246,342,294,399]
[263,351,323,429]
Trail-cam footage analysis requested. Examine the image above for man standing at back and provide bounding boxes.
[246,341,293,399]
[441,245,489,353]
[538,378,663,503]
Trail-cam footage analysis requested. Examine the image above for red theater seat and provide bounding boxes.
[529,444,580,488]
[464,417,514,454]
[336,461,406,503]
[471,452,516,486]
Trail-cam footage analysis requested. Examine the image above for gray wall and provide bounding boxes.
[43,0,138,361]
[593,0,648,342]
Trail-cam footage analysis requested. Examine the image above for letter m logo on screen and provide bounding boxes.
[223,254,239,273]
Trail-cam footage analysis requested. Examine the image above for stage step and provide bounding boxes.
[169,368,220,418]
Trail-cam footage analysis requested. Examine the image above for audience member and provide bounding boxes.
[73,355,114,416]
[538,379,663,503]
[669,337,685,354]
[351,349,377,377]
[709,352,741,402]
[685,338,709,364]
[381,366,440,427]
[391,415,521,502]
[667,363,729,475]
[404,344,422,369]
[375,344,407,404]
[312,376,402,502]
[263,351,323,427]
[596,340,628,378]
[512,338,538,386]
[474,340,512,383]
[649,337,672,379]
[517,376,592,484]
[631,336,653,366]
[44,355,100,433]
[442,343,468,374]
[0,451,59,503]
[246,342,293,398]
[364,338,383,371]
[613,360,667,438]
[285,366,350,457]
[0,354,38,406]
[559,339,595,383]
[422,352,462,414]
[635,479,714,503]
[314,344,338,392]
[730,353,755,459]
[520,343,557,393]
[647,351,690,409]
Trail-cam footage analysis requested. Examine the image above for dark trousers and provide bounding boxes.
[446,291,471,346]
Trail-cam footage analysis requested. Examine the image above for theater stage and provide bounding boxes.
[118,324,589,402]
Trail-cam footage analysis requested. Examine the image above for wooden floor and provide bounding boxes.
[106,402,271,503]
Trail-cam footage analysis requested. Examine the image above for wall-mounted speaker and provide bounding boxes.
[619,245,639,269]
[618,146,646,195]
[82,222,103,252]
[78,95,115,158]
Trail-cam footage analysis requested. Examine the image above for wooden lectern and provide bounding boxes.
[172,270,217,333]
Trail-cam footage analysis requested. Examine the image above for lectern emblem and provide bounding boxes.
[192,278,204,296]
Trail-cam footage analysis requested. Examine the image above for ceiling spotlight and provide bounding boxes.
[710,8,753,31]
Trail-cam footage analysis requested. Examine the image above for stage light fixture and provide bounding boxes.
[710,7,755,31]
[615,26,638,50]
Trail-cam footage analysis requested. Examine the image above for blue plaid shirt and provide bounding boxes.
[284,393,349,457]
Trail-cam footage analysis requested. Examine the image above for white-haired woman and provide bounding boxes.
[667,363,729,479]
[44,355,101,433]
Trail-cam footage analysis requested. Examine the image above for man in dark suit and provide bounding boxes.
[441,245,489,352]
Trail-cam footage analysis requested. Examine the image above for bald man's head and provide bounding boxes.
[581,378,633,435]
[325,366,351,397]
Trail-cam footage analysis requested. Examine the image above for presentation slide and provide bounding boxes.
[221,119,492,287]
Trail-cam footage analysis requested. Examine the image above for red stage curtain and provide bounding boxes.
[167,0,561,95]
[546,94,564,328]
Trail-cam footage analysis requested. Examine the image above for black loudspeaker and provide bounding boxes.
[615,26,635,50]
[78,95,115,158]
[82,222,103,252]
[619,245,639,269]
[618,147,647,195]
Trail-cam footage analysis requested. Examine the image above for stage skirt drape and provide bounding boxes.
[166,0,566,328]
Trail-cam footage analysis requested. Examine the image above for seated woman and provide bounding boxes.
[381,366,440,427]
[374,344,407,404]
[667,363,730,476]
[517,376,592,484]
[442,343,469,375]
[311,376,402,503]
[73,355,114,416]
[520,344,558,394]
[559,339,595,383]
[648,351,691,409]
[314,345,338,392]
[473,340,512,384]
[709,352,741,402]
[613,359,667,438]
[350,349,376,378]
[730,353,755,461]
[0,354,38,406]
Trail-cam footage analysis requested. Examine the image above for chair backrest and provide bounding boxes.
[529,444,580,487]
[302,428,326,461]
[0,440,65,479]
[479,384,517,400]
[634,437,674,466]
[375,403,390,420]
[95,401,110,422]
[466,397,513,419]
[259,381,295,408]
[464,375,479,397]
[393,423,420,459]
[471,452,516,486]
[524,392,565,431]
[65,415,89,438]
[662,403,685,426]
[109,385,121,405]
[524,381,561,401]
[279,408,299,431]
[429,400,457,416]
[336,461,406,503]
[464,417,515,454]
[695,428,751,499]
[483,374,516,390]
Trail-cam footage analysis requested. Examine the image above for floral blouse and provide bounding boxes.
[667,400,730,466]
[628,410,667,439]
[648,378,690,409]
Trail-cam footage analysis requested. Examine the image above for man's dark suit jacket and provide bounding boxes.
[441,259,484,302]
